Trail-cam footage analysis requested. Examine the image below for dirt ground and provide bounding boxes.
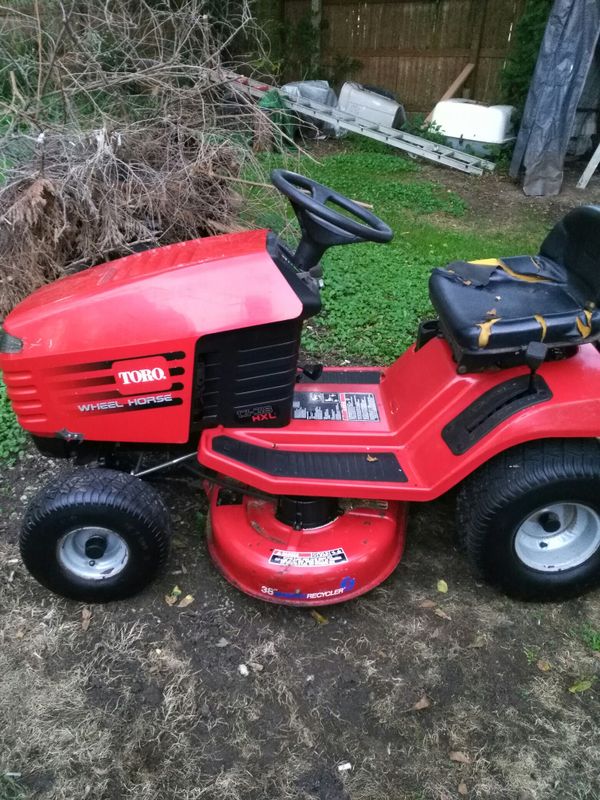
[2,165,600,800]
[418,158,600,230]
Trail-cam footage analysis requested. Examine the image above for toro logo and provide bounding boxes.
[112,356,171,396]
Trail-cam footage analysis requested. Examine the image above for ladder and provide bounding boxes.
[224,71,495,176]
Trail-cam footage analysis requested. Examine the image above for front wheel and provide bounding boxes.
[457,440,600,600]
[20,468,171,602]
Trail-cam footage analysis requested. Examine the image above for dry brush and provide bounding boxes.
[0,0,277,316]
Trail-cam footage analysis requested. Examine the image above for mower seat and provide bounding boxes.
[429,206,600,369]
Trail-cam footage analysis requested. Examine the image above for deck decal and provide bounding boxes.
[293,391,380,422]
[269,548,348,568]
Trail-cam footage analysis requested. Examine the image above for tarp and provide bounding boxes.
[509,0,600,196]
[258,88,297,146]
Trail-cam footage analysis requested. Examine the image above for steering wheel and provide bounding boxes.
[270,169,393,269]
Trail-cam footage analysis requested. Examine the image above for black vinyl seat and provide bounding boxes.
[429,206,600,369]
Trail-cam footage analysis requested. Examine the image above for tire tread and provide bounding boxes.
[456,438,600,597]
[20,469,171,601]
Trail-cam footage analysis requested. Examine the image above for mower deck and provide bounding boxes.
[207,488,406,605]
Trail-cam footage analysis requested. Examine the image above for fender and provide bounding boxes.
[399,337,600,499]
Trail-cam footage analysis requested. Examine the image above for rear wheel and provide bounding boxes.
[457,440,600,599]
[21,468,171,602]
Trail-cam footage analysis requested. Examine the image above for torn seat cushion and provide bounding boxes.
[429,254,600,353]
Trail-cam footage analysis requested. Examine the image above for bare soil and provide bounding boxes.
[2,162,600,800]
[418,159,600,231]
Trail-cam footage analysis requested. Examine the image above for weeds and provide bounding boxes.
[581,625,600,652]
[250,144,544,363]
[401,113,448,146]
[0,379,25,464]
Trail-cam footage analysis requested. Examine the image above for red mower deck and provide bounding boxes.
[207,487,406,605]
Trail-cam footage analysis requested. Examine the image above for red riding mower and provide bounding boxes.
[3,170,600,605]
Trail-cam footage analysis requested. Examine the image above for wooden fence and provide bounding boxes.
[283,0,526,111]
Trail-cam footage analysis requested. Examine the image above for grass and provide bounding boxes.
[581,625,600,652]
[0,775,23,800]
[2,468,600,800]
[250,139,547,364]
[2,141,599,800]
[0,138,549,464]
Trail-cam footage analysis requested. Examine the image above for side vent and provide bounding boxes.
[2,370,47,425]
[192,320,302,429]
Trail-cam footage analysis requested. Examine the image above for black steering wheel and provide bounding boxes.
[270,169,393,269]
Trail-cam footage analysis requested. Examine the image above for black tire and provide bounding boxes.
[456,439,600,600]
[21,468,171,603]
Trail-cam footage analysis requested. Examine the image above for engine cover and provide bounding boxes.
[0,230,307,445]
[206,489,406,606]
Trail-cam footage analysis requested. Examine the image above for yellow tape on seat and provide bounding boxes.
[576,309,593,338]
[469,258,549,283]
[534,314,547,342]
[477,317,500,347]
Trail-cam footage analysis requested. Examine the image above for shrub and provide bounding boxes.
[501,0,554,115]
[0,0,276,317]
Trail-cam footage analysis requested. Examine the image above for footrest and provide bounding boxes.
[212,435,407,483]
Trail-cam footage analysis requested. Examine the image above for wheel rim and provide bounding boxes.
[514,503,600,572]
[57,526,129,581]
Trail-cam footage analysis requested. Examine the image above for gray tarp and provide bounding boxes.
[509,0,600,196]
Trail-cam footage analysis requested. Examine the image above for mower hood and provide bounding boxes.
[2,229,304,355]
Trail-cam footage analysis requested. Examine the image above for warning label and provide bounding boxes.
[292,392,380,422]
[269,548,348,568]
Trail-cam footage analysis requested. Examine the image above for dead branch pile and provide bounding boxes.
[0,0,275,316]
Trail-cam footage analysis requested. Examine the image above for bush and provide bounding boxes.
[501,0,554,115]
[0,0,276,317]
[401,114,448,146]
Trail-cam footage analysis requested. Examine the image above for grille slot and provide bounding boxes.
[192,320,302,429]
[3,370,46,424]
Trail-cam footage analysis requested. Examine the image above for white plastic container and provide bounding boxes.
[281,80,341,137]
[281,80,338,109]
[431,99,515,155]
[338,82,406,130]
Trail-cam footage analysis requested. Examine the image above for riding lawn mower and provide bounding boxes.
[3,169,600,606]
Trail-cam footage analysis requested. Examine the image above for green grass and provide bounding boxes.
[0,143,547,463]
[581,625,600,652]
[0,378,26,464]
[250,144,546,363]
